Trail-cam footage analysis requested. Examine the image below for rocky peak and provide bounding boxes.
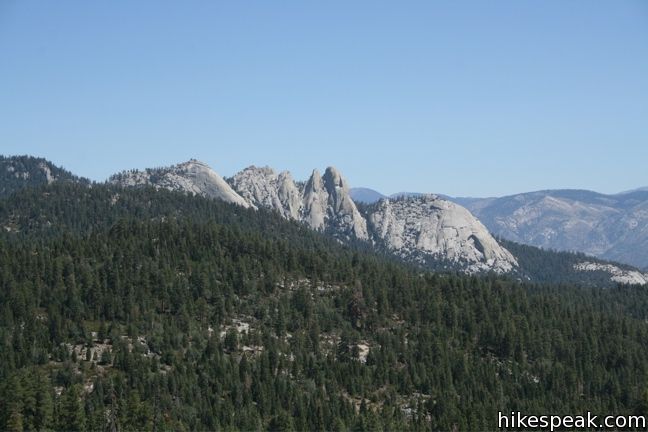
[305,169,324,192]
[323,166,345,190]
[230,165,300,219]
[301,169,328,230]
[321,167,369,239]
[300,167,368,239]
[109,160,251,208]
[368,195,518,273]
[230,165,369,240]
[109,158,516,273]
[322,167,348,212]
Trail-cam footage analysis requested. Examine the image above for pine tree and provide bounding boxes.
[57,385,85,432]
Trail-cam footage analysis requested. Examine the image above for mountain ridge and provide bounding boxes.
[4,155,646,282]
[105,160,517,273]
[456,189,648,269]
[352,186,648,270]
[108,159,251,208]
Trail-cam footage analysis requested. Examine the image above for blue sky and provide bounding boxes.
[1,1,647,196]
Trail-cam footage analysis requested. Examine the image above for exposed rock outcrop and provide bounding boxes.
[109,159,516,273]
[229,166,301,219]
[109,159,251,208]
[368,195,518,273]
[231,166,369,240]
[574,261,648,285]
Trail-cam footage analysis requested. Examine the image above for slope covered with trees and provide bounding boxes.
[0,155,89,198]
[1,184,648,431]
[501,239,647,287]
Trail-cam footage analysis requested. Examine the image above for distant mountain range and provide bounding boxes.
[2,155,647,285]
[619,186,648,194]
[351,187,648,270]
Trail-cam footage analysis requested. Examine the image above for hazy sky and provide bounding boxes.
[1,1,647,196]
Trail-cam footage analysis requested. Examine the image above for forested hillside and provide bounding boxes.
[501,239,647,287]
[0,155,89,198]
[2,184,648,431]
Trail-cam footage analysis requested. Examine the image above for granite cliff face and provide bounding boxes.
[231,166,515,272]
[229,166,301,219]
[367,195,518,273]
[230,166,369,240]
[109,159,251,208]
[317,167,370,240]
[353,186,648,271]
[109,159,516,273]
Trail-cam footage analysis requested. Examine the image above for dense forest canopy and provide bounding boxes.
[0,155,89,198]
[1,182,648,431]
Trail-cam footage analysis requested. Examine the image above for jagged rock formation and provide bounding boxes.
[108,160,515,273]
[317,167,369,240]
[229,166,302,220]
[574,262,648,285]
[109,159,251,208]
[301,169,328,230]
[230,166,369,240]
[367,195,518,273]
